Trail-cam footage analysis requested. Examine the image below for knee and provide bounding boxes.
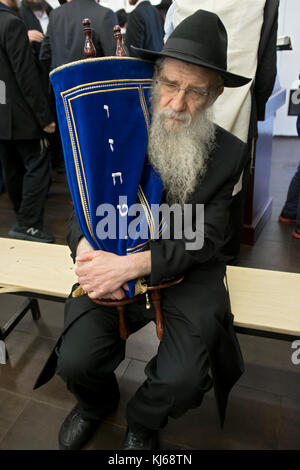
[55,335,124,384]
[166,365,212,406]
[56,343,96,383]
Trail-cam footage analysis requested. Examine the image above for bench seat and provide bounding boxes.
[0,237,299,363]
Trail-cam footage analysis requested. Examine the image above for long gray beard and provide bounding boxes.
[148,99,216,206]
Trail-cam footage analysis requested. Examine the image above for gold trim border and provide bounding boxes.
[50,56,153,77]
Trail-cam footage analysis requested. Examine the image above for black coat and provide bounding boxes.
[248,0,279,140]
[0,2,53,140]
[125,0,164,57]
[19,1,52,60]
[39,0,118,71]
[34,124,248,426]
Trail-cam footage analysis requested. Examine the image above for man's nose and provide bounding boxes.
[170,89,187,112]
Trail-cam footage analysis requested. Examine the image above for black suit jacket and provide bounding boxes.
[125,0,164,57]
[39,0,117,71]
[248,0,279,140]
[35,124,248,426]
[0,2,53,140]
[19,1,52,60]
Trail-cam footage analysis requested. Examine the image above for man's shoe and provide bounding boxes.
[8,224,55,243]
[58,405,101,450]
[292,227,300,239]
[123,426,159,450]
[278,211,296,223]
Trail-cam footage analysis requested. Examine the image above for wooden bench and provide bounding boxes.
[0,237,300,364]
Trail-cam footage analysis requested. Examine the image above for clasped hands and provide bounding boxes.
[75,237,151,301]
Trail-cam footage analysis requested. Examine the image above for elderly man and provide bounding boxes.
[34,10,250,450]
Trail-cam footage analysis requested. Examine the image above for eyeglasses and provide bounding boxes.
[155,78,215,102]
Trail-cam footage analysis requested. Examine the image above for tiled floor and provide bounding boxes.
[0,136,299,450]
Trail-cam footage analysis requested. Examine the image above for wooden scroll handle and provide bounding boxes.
[83,18,96,58]
[147,277,184,341]
[114,25,127,57]
[92,295,143,340]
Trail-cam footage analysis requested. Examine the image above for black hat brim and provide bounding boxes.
[131,46,251,88]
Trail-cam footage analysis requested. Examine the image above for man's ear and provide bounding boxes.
[210,85,224,106]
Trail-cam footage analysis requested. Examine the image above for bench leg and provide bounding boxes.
[0,298,42,364]
[29,298,41,321]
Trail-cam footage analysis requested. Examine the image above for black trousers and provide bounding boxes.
[56,294,213,434]
[0,139,51,229]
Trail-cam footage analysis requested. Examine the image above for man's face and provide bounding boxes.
[23,0,47,11]
[148,58,223,205]
[155,58,223,129]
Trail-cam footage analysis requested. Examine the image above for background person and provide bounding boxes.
[125,0,164,57]
[39,0,117,72]
[0,0,56,243]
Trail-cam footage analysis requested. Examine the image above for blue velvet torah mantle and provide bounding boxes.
[50,57,164,297]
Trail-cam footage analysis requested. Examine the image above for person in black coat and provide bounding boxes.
[19,0,52,63]
[220,0,279,262]
[0,0,56,242]
[39,0,118,72]
[19,0,66,173]
[34,10,251,450]
[125,0,164,57]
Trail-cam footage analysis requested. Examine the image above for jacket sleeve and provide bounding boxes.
[254,2,279,117]
[39,22,52,74]
[67,210,83,263]
[4,16,53,128]
[149,150,247,285]
[125,10,145,55]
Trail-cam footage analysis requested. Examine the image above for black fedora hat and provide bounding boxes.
[131,9,251,88]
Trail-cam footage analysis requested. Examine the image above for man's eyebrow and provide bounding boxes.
[159,75,179,85]
[159,74,210,92]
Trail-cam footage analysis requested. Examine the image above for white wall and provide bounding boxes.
[274,0,300,136]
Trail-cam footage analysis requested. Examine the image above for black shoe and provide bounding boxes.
[8,224,55,243]
[58,405,101,450]
[123,426,159,450]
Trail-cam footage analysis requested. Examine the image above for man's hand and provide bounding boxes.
[75,249,151,301]
[43,122,56,134]
[75,238,127,300]
[28,30,44,43]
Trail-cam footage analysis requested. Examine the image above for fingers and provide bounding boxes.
[28,30,44,43]
[76,251,95,262]
[89,288,126,301]
[43,122,56,134]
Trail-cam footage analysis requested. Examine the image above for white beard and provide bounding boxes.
[148,87,216,206]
